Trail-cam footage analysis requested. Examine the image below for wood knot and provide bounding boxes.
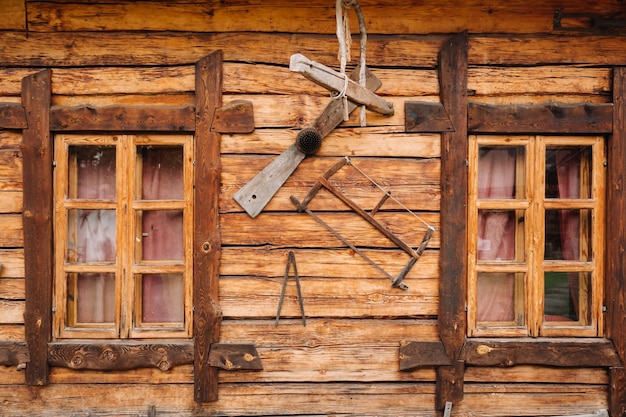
[157,360,171,371]
[243,353,255,362]
[70,354,84,368]
[101,347,118,362]
[476,344,493,355]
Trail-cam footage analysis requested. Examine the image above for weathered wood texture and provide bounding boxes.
[607,67,626,417]
[20,70,53,387]
[0,1,623,416]
[437,32,468,409]
[193,51,223,403]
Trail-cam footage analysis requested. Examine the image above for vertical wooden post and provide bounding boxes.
[437,32,468,409]
[607,67,626,417]
[193,50,223,403]
[21,70,53,386]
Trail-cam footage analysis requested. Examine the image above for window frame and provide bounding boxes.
[21,51,223,403]
[52,133,194,340]
[467,134,606,338]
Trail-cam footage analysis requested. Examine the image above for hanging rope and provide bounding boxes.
[335,0,368,126]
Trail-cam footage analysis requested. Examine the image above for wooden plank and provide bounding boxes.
[5,32,626,68]
[193,51,223,403]
[0,278,25,299]
[462,338,620,367]
[211,100,255,134]
[20,69,52,386]
[0,299,24,324]
[0,149,22,191]
[0,341,29,367]
[437,32,469,410]
[47,341,194,371]
[208,344,262,370]
[0,249,24,278]
[219,276,439,319]
[0,102,26,129]
[0,191,22,214]
[49,105,196,131]
[607,66,626,417]
[220,247,439,279]
[468,102,613,133]
[465,365,608,385]
[405,102,454,133]
[0,131,22,149]
[0,214,22,247]
[399,341,451,370]
[23,0,626,35]
[0,383,437,416]
[0,0,25,30]
[220,212,440,249]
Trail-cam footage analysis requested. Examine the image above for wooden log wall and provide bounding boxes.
[0,0,623,416]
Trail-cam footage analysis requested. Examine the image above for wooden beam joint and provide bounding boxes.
[208,343,262,370]
[211,99,255,133]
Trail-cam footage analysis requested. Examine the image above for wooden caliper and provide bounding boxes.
[233,53,394,218]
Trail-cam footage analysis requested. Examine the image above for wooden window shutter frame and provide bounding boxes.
[20,51,224,402]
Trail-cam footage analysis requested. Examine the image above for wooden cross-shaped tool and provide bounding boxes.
[233,55,394,218]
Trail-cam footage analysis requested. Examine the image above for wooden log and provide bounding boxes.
[23,0,626,35]
[437,32,469,410]
[211,100,255,134]
[0,341,28,367]
[0,250,24,278]
[49,105,196,131]
[462,338,620,367]
[607,67,626,417]
[0,102,26,129]
[0,149,22,191]
[468,102,613,133]
[47,341,194,371]
[399,341,451,370]
[219,276,439,319]
[20,70,52,387]
[193,51,223,403]
[0,300,24,324]
[208,343,262,370]
[405,102,454,133]
[0,0,24,31]
[0,215,22,247]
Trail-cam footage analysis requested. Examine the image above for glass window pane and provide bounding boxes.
[67,272,116,325]
[140,273,184,324]
[477,272,524,325]
[478,146,525,199]
[478,210,521,261]
[138,210,184,261]
[67,209,116,263]
[140,146,184,200]
[70,146,116,200]
[545,146,591,199]
[544,272,591,324]
[544,209,591,261]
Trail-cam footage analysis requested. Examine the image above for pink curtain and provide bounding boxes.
[74,146,184,326]
[476,148,517,322]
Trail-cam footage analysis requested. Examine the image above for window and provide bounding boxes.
[467,135,605,337]
[53,134,194,339]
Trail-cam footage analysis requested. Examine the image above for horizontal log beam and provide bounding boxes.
[211,100,255,134]
[404,102,454,133]
[399,340,451,370]
[0,341,29,367]
[462,338,620,367]
[49,105,196,132]
[0,102,27,129]
[208,343,262,370]
[48,341,194,371]
[468,102,614,133]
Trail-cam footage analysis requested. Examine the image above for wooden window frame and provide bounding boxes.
[404,33,624,414]
[20,51,223,403]
[53,133,194,339]
[467,134,606,338]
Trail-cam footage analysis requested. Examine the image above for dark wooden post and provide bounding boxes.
[437,32,468,410]
[21,70,53,386]
[607,67,626,417]
[193,50,223,403]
